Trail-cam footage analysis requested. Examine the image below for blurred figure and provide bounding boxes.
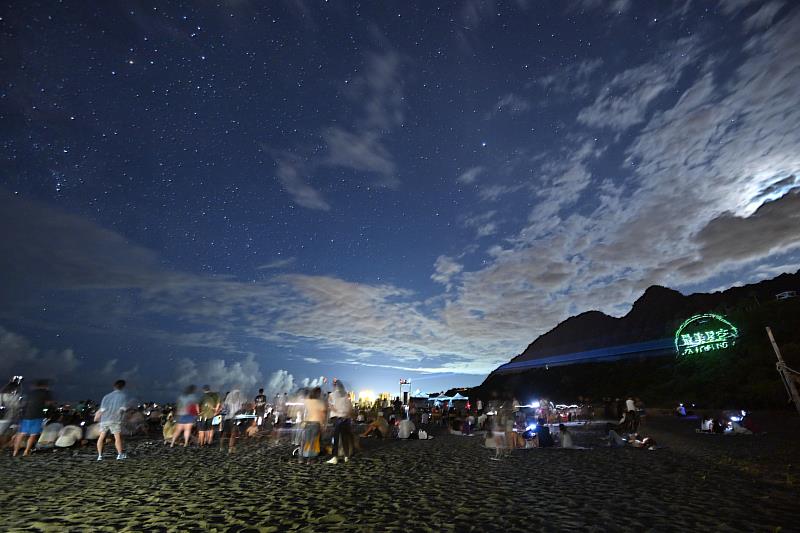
[221,389,245,453]
[0,377,23,448]
[162,412,176,443]
[300,387,325,464]
[171,384,199,448]
[398,416,415,439]
[254,388,267,427]
[198,385,221,446]
[96,379,129,460]
[275,392,287,425]
[326,380,353,464]
[13,379,54,457]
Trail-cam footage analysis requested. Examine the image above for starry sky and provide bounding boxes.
[1,0,799,401]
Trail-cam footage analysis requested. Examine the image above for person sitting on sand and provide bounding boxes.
[361,412,389,439]
[162,412,176,443]
[537,418,555,448]
[603,424,628,447]
[558,424,588,449]
[398,417,415,439]
[631,433,657,450]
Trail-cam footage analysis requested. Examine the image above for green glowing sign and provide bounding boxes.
[674,313,738,356]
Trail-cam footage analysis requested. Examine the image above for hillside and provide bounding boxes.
[478,271,800,408]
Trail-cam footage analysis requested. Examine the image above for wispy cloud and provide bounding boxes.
[577,37,702,130]
[269,50,405,208]
[257,257,297,270]
[431,255,464,290]
[457,166,485,184]
[490,93,531,116]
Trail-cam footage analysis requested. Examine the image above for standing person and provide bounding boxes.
[626,396,638,433]
[221,389,245,453]
[198,385,221,447]
[326,380,353,464]
[276,392,287,425]
[170,384,199,448]
[254,388,267,427]
[13,379,54,457]
[96,379,129,461]
[300,387,325,464]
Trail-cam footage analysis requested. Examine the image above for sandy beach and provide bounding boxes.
[1,415,798,532]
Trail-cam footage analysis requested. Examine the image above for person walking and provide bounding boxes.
[170,384,199,448]
[13,379,53,457]
[96,379,129,461]
[198,385,221,447]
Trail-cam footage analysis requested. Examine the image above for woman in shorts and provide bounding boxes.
[170,384,199,448]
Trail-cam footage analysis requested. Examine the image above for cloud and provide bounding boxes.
[691,191,800,269]
[568,0,631,15]
[257,257,296,270]
[462,210,499,238]
[4,1,800,400]
[265,369,295,396]
[0,325,80,378]
[719,0,757,16]
[301,375,326,388]
[323,128,398,184]
[742,1,785,31]
[269,51,404,208]
[491,93,531,115]
[274,157,331,211]
[457,166,485,184]
[303,357,321,364]
[174,354,264,392]
[431,256,464,290]
[577,37,701,130]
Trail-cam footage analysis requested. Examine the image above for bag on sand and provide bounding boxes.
[418,429,428,440]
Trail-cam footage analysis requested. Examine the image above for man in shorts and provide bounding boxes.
[198,385,220,446]
[13,379,53,457]
[96,380,129,460]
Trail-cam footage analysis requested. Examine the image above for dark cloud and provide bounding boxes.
[695,191,800,265]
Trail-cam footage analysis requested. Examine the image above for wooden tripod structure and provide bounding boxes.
[767,327,800,416]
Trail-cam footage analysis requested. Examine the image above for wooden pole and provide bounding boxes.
[767,327,800,416]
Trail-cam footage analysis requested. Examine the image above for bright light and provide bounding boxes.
[359,390,375,403]
[526,424,538,431]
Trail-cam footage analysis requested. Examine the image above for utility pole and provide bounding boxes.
[767,327,800,416]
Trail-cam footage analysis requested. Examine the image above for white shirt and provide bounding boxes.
[626,399,636,412]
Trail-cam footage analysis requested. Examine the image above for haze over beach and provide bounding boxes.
[2,0,800,401]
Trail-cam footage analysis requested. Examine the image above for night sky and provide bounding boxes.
[2,1,799,401]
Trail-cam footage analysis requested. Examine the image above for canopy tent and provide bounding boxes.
[450,393,469,401]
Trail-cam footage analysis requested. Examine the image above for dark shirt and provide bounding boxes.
[23,388,53,419]
[538,426,555,448]
[254,394,267,413]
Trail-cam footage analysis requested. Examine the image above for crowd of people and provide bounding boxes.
[2,375,670,463]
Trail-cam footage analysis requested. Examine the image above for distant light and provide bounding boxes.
[359,390,375,403]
